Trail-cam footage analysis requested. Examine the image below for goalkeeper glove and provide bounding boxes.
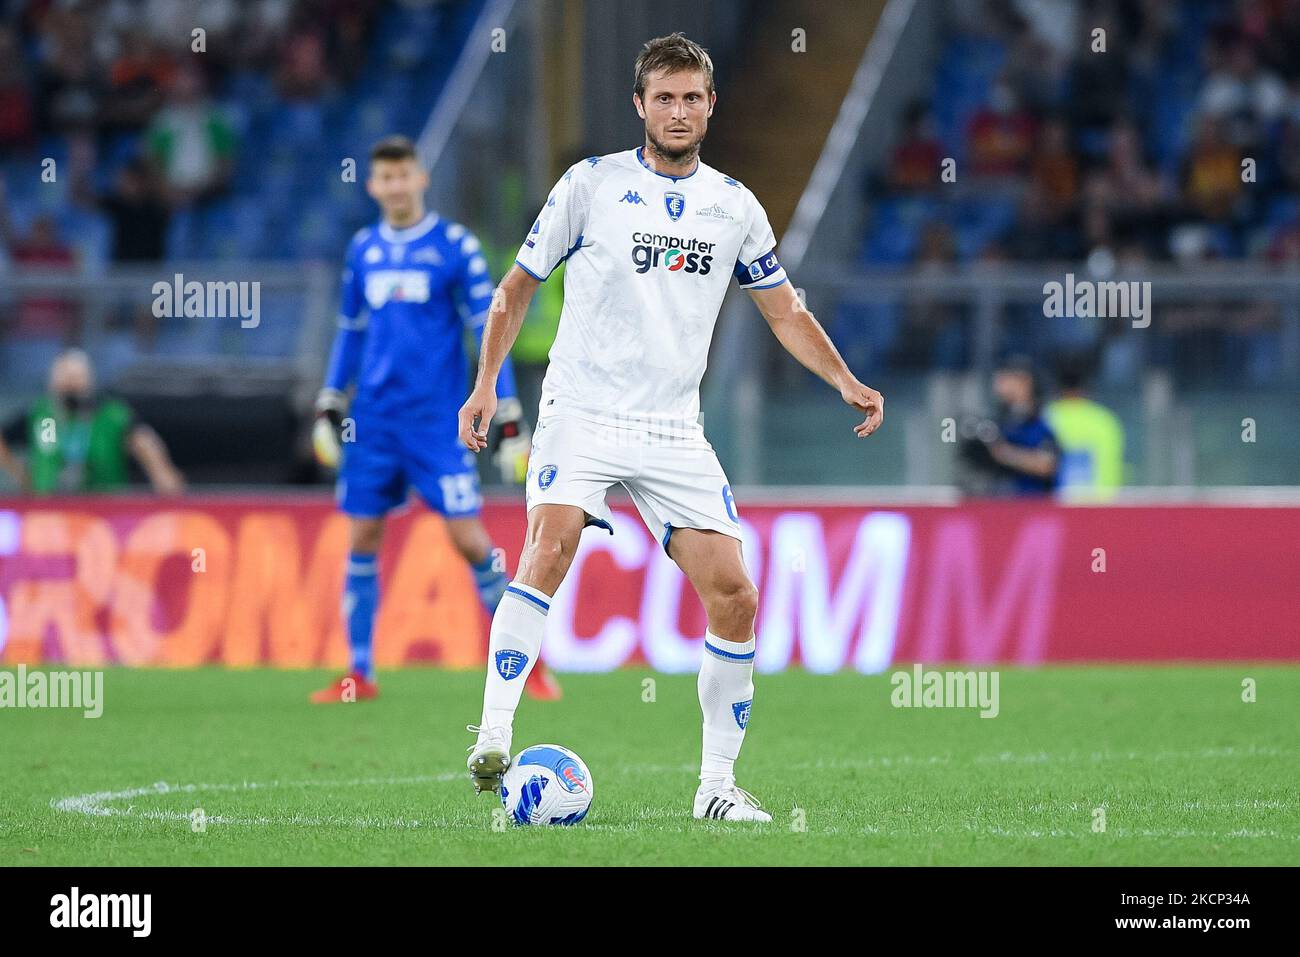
[491,396,532,484]
[312,388,348,469]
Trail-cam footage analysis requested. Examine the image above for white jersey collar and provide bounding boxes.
[378,212,438,244]
[636,147,699,182]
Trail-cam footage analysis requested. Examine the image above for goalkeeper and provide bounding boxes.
[310,135,560,703]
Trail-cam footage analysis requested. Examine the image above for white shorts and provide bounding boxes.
[525,413,742,552]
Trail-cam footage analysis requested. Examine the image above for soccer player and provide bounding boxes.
[460,35,884,821]
[310,135,561,704]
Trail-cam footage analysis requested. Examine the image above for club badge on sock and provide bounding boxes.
[732,699,752,730]
[495,649,530,680]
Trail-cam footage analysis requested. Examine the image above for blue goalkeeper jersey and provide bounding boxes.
[324,212,516,427]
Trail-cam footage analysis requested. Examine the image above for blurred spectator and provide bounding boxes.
[1044,353,1125,501]
[0,190,80,339]
[1014,116,1082,259]
[0,25,35,148]
[1198,36,1286,148]
[0,349,185,496]
[277,27,329,100]
[1083,121,1169,250]
[34,4,104,142]
[75,156,171,262]
[145,64,235,206]
[897,223,967,369]
[887,102,943,193]
[965,74,1036,178]
[1181,114,1243,223]
[103,28,174,132]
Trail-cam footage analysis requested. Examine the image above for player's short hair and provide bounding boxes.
[634,33,714,98]
[369,135,418,164]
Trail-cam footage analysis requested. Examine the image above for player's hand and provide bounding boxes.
[312,388,348,468]
[491,396,531,483]
[459,386,497,452]
[841,379,884,437]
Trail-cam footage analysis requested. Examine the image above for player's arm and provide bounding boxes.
[747,281,884,438]
[989,435,1058,478]
[126,423,186,495]
[461,159,588,452]
[459,264,540,452]
[313,240,368,467]
[453,227,529,478]
[0,416,29,491]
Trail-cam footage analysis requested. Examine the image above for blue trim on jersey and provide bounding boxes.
[636,147,699,182]
[514,258,546,282]
[704,639,755,662]
[559,233,585,265]
[585,516,614,535]
[506,584,550,613]
[661,522,674,554]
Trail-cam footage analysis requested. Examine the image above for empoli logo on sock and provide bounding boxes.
[495,649,529,680]
[732,699,752,730]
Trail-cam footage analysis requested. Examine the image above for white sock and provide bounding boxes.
[697,630,755,788]
[480,581,549,734]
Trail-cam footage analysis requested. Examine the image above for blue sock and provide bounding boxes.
[472,551,508,612]
[344,551,379,679]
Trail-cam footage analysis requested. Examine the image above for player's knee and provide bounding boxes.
[350,518,385,553]
[709,577,759,629]
[519,534,574,588]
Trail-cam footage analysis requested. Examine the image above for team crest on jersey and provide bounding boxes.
[537,464,558,490]
[732,699,752,730]
[495,649,529,680]
[664,191,686,222]
[363,246,384,264]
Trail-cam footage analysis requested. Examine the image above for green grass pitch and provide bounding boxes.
[2,666,1297,866]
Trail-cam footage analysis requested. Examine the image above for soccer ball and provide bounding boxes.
[499,744,594,826]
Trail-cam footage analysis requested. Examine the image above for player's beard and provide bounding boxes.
[646,126,705,166]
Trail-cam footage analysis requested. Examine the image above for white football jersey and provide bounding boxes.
[515,148,788,440]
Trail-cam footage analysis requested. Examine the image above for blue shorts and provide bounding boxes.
[336,416,482,518]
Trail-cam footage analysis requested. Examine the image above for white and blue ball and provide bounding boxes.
[499,744,593,826]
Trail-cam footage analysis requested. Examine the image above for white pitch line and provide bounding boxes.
[47,747,1299,835]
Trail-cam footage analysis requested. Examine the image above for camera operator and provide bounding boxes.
[957,356,1060,497]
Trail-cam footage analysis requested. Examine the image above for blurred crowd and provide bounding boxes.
[0,0,380,269]
[877,0,1300,266]
[854,0,1300,386]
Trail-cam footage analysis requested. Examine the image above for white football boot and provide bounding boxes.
[693,779,772,822]
[465,724,511,794]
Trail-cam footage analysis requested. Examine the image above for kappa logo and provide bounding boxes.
[664,191,686,222]
[495,649,530,680]
[620,190,646,205]
[732,699,752,730]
